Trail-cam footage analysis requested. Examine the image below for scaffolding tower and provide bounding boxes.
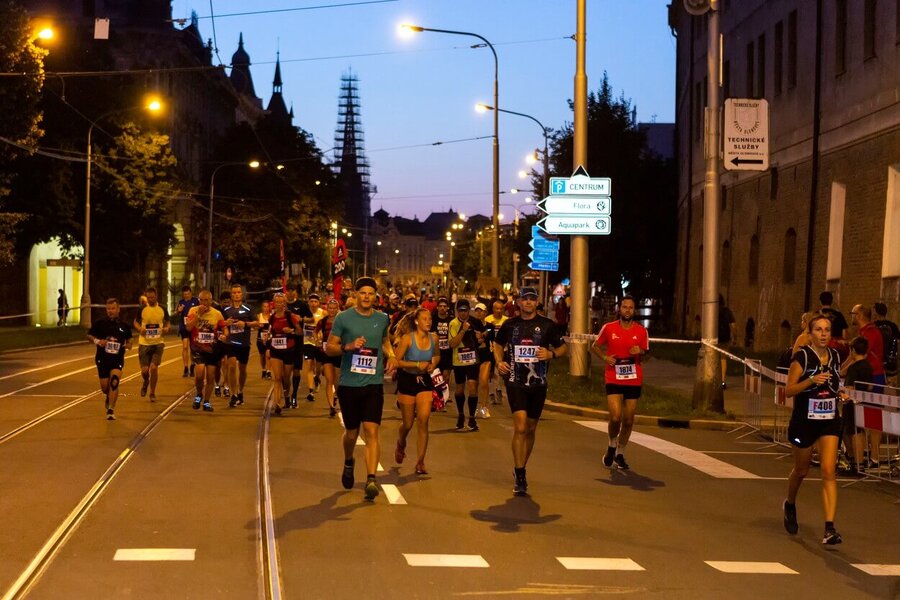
[333,70,372,235]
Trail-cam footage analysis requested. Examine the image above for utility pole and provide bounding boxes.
[568,0,590,377]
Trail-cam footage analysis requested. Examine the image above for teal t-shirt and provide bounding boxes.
[331,308,390,387]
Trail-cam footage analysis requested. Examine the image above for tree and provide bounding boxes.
[543,73,676,301]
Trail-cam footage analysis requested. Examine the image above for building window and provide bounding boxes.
[757,34,766,98]
[864,0,877,60]
[749,235,760,285]
[883,166,900,277]
[783,228,797,283]
[721,240,732,288]
[836,0,848,75]
[826,182,846,281]
[746,41,755,97]
[770,166,779,200]
[788,10,798,87]
[774,21,784,96]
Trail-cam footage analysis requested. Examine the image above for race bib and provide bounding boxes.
[230,322,245,334]
[807,397,836,420]
[322,341,328,351]
[303,324,316,344]
[259,330,270,343]
[614,357,638,381]
[350,348,377,375]
[458,348,477,365]
[271,336,288,350]
[197,331,215,344]
[144,325,160,339]
[438,338,450,350]
[104,340,121,354]
[514,344,539,364]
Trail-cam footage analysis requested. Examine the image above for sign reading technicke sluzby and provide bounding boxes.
[723,98,769,171]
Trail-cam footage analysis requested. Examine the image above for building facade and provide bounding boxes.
[670,0,900,350]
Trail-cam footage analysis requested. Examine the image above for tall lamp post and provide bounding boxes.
[206,160,260,289]
[82,97,162,328]
[400,23,500,278]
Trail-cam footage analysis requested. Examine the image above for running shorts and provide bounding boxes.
[96,357,124,379]
[225,345,251,364]
[605,383,642,400]
[337,384,385,430]
[192,348,222,367]
[138,344,164,367]
[453,364,479,384]
[787,416,842,448]
[316,348,341,367]
[397,370,434,397]
[505,384,548,420]
[270,347,297,365]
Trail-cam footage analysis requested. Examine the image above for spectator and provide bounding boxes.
[554,294,571,332]
[819,291,849,341]
[839,336,873,473]
[872,302,899,384]
[421,292,437,313]
[744,317,755,349]
[505,291,520,319]
[718,295,736,389]
[791,312,820,356]
[56,289,69,326]
[850,304,886,470]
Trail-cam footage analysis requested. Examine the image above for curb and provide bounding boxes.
[0,340,86,355]
[544,400,746,432]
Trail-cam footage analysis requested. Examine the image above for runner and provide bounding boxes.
[394,307,440,475]
[213,290,231,397]
[301,293,326,402]
[473,302,493,411]
[315,297,342,417]
[133,287,170,403]
[87,298,133,420]
[783,313,847,545]
[430,296,454,411]
[286,285,313,408]
[449,298,485,431]
[494,286,567,496]
[484,299,508,404]
[256,299,273,380]
[185,289,227,412]
[267,293,303,416]
[590,296,650,470]
[223,283,258,407]
[174,286,198,377]
[325,276,398,501]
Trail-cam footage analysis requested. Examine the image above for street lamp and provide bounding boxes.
[401,23,500,279]
[82,96,163,328]
[206,160,260,288]
[475,103,549,200]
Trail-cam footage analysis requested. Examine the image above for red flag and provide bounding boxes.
[333,239,347,302]
[279,239,286,293]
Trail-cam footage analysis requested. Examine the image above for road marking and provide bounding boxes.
[700,451,789,456]
[381,484,407,505]
[574,421,760,479]
[705,561,797,574]
[356,436,365,446]
[114,548,195,561]
[377,462,385,472]
[851,564,900,576]
[16,394,82,398]
[557,557,644,571]
[403,554,489,568]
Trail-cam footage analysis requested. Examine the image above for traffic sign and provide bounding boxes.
[538,196,611,215]
[529,248,559,263]
[549,170,611,197]
[529,261,559,272]
[538,215,611,235]
[723,98,769,171]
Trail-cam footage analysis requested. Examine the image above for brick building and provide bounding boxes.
[669,0,900,350]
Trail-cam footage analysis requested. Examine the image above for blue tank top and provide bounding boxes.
[404,333,435,362]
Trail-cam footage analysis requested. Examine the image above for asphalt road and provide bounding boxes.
[0,338,898,599]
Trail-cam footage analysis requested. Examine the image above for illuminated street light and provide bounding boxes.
[206,160,260,289]
[518,170,528,179]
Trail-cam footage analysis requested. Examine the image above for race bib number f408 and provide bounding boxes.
[350,348,377,375]
[807,397,836,420]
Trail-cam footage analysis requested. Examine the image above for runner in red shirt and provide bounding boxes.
[590,296,649,470]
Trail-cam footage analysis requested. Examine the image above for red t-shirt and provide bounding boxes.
[268,312,301,350]
[594,320,650,386]
[859,322,885,376]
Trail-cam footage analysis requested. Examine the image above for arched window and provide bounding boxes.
[748,235,760,285]
[783,228,797,283]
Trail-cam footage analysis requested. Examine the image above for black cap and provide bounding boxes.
[437,296,449,304]
[520,286,538,298]
[354,276,377,291]
[456,299,470,310]
[308,293,320,301]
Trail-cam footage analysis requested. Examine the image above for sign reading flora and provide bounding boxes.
[724,98,769,171]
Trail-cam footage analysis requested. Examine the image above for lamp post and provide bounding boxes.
[476,104,549,200]
[82,98,162,328]
[401,24,500,278]
[206,160,260,289]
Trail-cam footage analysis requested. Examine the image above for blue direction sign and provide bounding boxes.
[529,248,559,263]
[529,261,559,272]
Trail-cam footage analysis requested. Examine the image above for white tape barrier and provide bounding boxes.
[0,303,154,321]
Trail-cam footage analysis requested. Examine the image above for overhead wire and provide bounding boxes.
[172,0,399,23]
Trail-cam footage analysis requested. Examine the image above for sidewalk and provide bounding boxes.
[0,325,90,353]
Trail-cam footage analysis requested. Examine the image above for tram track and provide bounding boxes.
[256,387,284,600]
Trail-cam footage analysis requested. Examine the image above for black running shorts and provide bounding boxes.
[397,370,434,397]
[453,364,479,384]
[787,416,842,448]
[95,357,124,379]
[269,347,297,365]
[337,384,385,430]
[225,345,251,364]
[505,384,548,420]
[605,384,642,400]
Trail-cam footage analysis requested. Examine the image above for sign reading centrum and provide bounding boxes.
[723,98,769,171]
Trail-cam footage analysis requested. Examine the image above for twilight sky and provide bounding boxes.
[169,0,676,221]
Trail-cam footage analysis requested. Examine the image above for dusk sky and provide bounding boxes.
[169,0,676,221]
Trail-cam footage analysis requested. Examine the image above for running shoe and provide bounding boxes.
[613,454,629,470]
[468,417,479,432]
[105,396,109,411]
[235,392,244,406]
[202,402,213,412]
[214,385,221,397]
[106,409,115,421]
[364,476,379,500]
[395,440,406,464]
[182,367,190,378]
[223,387,230,398]
[140,380,149,397]
[261,372,267,380]
[314,375,321,389]
[456,414,465,430]
[603,446,616,468]
[306,393,315,402]
[415,462,428,475]
[290,395,298,409]
[822,527,842,545]
[273,405,282,417]
[192,396,202,410]
[341,459,355,489]
[149,393,156,404]
[229,395,238,408]
[329,405,337,418]
[513,471,528,496]
[783,500,798,535]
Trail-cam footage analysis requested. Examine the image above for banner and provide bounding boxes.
[279,239,286,293]
[333,239,347,301]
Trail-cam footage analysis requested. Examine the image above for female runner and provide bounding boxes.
[267,294,302,415]
[315,297,342,417]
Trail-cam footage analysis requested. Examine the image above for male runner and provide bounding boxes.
[134,287,170,403]
[591,296,650,470]
[449,298,485,430]
[431,296,454,410]
[326,277,398,501]
[494,286,566,496]
[185,289,227,412]
[223,283,258,407]
[175,286,199,377]
[87,298,133,420]
[286,284,313,407]
[484,299,508,404]
[301,293,326,402]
